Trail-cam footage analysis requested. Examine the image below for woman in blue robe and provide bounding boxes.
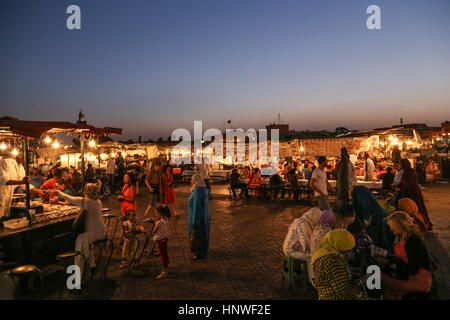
[352,185,393,250]
[188,165,211,260]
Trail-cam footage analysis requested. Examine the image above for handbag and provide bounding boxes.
[73,199,87,234]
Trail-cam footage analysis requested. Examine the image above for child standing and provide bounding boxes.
[152,205,171,279]
[121,209,144,269]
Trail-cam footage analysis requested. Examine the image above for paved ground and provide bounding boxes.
[36,181,450,300]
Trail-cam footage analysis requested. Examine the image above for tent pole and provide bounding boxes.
[81,132,85,188]
[23,136,31,222]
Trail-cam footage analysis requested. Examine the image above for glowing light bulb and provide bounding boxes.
[389,135,394,141]
[11,148,19,156]
[0,143,6,150]
[89,140,96,147]
[52,141,60,148]
[300,146,304,152]
[44,137,51,144]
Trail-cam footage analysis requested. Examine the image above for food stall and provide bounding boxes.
[0,116,121,269]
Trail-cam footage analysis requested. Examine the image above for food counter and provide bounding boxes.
[0,202,81,267]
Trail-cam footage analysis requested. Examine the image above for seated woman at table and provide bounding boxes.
[398,159,432,231]
[269,171,283,199]
[380,212,432,300]
[57,181,74,205]
[312,229,368,300]
[283,207,323,276]
[57,183,106,280]
[346,220,375,275]
[247,168,262,197]
[241,166,250,180]
[398,198,427,233]
[352,185,393,250]
[310,210,337,253]
[286,167,300,200]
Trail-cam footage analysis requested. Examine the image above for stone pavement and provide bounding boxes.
[37,182,449,300]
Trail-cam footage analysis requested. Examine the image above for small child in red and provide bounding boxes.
[152,205,171,279]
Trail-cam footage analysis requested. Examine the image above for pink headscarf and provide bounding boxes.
[316,210,336,228]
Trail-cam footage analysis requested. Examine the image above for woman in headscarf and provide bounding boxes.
[381,212,432,300]
[282,207,323,260]
[310,210,337,253]
[398,198,427,233]
[282,207,323,283]
[312,229,367,300]
[57,183,106,279]
[398,159,432,231]
[352,185,393,250]
[188,165,211,260]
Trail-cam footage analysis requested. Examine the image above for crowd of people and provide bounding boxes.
[0,144,441,299]
[281,156,434,300]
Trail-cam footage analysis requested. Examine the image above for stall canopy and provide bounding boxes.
[0,116,122,138]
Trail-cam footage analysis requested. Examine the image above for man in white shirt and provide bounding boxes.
[310,156,335,211]
[106,157,116,190]
[364,153,376,181]
[0,154,41,218]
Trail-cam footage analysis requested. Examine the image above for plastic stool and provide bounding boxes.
[282,256,310,287]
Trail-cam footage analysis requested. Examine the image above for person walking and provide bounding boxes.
[311,156,335,211]
[161,165,179,216]
[188,165,211,260]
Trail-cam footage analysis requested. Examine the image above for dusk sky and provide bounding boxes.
[1,0,449,140]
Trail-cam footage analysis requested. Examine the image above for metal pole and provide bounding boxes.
[23,136,31,221]
[80,132,85,188]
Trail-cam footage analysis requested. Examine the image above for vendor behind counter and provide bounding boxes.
[0,153,44,220]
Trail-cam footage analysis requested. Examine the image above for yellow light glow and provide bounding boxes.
[300,146,304,152]
[0,143,6,150]
[88,140,96,147]
[111,152,116,158]
[44,137,51,144]
[11,148,19,156]
[389,135,394,141]
[52,141,60,148]
[406,140,412,145]
[100,153,108,160]
[61,155,68,162]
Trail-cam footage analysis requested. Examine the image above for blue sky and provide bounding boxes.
[1,0,449,139]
